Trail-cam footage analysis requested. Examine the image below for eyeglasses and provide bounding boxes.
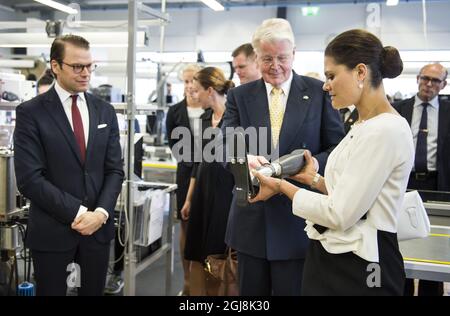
[60,61,97,74]
[418,75,444,85]
[259,55,291,66]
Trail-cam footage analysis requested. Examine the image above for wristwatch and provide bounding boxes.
[310,173,321,189]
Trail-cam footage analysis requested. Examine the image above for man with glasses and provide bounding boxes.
[394,63,449,296]
[222,18,344,295]
[14,35,124,296]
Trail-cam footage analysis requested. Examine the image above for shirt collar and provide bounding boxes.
[54,81,86,104]
[264,71,293,97]
[414,94,439,109]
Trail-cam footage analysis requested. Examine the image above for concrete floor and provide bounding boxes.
[3,218,449,296]
[135,221,184,296]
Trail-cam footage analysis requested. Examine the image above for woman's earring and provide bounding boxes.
[358,81,364,89]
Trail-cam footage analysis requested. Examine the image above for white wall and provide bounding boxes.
[64,2,450,52]
[13,2,450,99]
[0,7,19,57]
[50,2,450,52]
[288,2,450,50]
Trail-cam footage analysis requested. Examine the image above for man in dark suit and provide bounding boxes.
[394,63,449,296]
[14,35,124,296]
[222,18,345,295]
[339,105,359,134]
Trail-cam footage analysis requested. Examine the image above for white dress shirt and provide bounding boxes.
[411,95,439,171]
[54,81,109,222]
[343,105,356,122]
[263,72,319,170]
[292,113,414,262]
[264,71,293,113]
[54,81,90,147]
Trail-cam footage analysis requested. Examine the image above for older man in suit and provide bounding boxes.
[14,35,124,296]
[394,63,449,296]
[222,18,344,295]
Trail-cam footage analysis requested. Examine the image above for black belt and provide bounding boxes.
[410,171,437,181]
[313,213,367,235]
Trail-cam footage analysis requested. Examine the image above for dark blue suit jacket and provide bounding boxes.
[222,72,345,260]
[14,87,124,251]
[394,96,450,191]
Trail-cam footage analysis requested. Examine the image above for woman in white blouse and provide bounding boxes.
[250,29,414,295]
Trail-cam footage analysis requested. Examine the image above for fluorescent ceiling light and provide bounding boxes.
[201,0,225,11]
[0,32,146,48]
[33,0,78,14]
[0,59,35,68]
[386,0,399,6]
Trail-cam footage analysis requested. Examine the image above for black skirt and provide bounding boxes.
[175,163,194,220]
[184,161,234,262]
[302,230,405,296]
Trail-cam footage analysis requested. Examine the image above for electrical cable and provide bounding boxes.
[13,254,18,295]
[16,224,26,283]
[7,257,14,296]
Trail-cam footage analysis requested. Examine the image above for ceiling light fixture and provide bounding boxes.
[201,0,225,11]
[0,31,147,48]
[33,0,78,15]
[386,0,399,6]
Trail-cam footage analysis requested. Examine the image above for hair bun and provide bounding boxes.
[223,80,235,94]
[380,46,403,79]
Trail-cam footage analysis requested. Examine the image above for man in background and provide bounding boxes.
[339,105,358,134]
[394,63,449,296]
[231,43,261,85]
[36,69,54,95]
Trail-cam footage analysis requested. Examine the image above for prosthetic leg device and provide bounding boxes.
[229,131,306,206]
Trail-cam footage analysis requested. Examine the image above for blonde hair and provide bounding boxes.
[183,63,201,75]
[252,18,295,54]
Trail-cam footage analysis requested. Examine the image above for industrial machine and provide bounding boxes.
[0,149,16,223]
[0,148,29,296]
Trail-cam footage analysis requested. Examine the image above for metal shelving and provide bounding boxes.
[122,0,174,296]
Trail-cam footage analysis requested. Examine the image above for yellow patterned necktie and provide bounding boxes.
[269,87,285,147]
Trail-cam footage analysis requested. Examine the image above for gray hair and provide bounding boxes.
[252,18,295,54]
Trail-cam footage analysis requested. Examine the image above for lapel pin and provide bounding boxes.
[303,95,309,100]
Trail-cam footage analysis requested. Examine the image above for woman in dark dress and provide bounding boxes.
[165,64,203,296]
[182,67,235,295]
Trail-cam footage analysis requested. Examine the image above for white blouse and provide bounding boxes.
[187,106,205,139]
[292,113,414,262]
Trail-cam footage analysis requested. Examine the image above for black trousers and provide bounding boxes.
[237,252,304,296]
[32,236,110,296]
